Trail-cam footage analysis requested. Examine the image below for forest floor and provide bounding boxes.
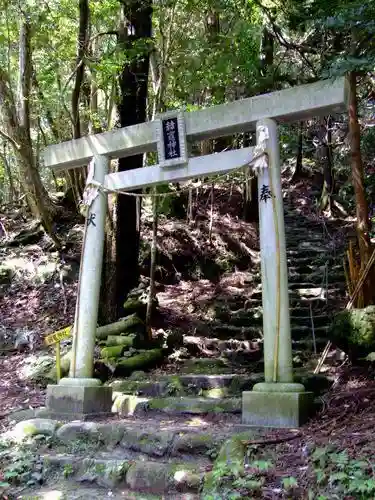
[1,173,374,498]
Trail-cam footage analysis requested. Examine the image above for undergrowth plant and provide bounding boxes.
[310,446,375,499]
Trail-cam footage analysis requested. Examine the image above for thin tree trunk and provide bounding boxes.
[70,0,90,200]
[319,117,334,212]
[2,144,16,202]
[348,71,374,303]
[260,26,274,90]
[89,37,101,135]
[72,0,89,139]
[4,18,56,238]
[292,121,304,180]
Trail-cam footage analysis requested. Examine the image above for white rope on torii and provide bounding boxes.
[79,148,269,216]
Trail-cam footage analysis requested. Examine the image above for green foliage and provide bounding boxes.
[310,446,375,499]
[0,439,40,490]
[282,476,298,490]
[63,463,74,478]
[203,445,274,500]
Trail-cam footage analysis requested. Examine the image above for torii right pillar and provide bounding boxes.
[242,118,313,428]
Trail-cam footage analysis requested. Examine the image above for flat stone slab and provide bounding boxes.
[145,397,242,415]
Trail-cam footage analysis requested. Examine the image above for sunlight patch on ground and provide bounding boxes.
[187,417,208,427]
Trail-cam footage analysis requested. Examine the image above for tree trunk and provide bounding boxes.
[1,144,16,202]
[0,18,56,238]
[319,117,334,212]
[348,72,374,304]
[69,0,90,201]
[292,121,304,180]
[260,27,274,78]
[89,37,101,135]
[72,0,89,139]
[100,1,152,323]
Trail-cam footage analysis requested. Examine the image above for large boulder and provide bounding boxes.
[330,306,375,359]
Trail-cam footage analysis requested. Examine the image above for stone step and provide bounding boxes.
[287,264,343,275]
[292,338,329,352]
[110,374,262,398]
[219,296,335,311]
[248,270,344,284]
[285,230,327,238]
[110,371,333,399]
[227,312,330,329]
[250,286,345,301]
[209,322,329,340]
[288,273,344,285]
[287,255,341,266]
[137,396,242,416]
[42,453,203,496]
[288,281,345,291]
[287,248,343,259]
[291,314,331,327]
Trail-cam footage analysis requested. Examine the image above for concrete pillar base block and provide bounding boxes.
[242,389,314,428]
[253,382,306,393]
[46,383,113,421]
[58,377,102,387]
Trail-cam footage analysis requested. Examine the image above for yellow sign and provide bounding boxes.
[44,327,72,346]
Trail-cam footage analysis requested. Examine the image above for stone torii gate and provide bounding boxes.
[43,78,347,427]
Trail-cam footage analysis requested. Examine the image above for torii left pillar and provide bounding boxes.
[46,155,113,420]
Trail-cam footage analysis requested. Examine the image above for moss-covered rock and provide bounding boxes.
[79,458,129,488]
[123,298,147,319]
[180,358,230,374]
[114,348,164,376]
[147,396,241,414]
[106,334,135,347]
[100,345,125,359]
[330,306,375,359]
[13,419,58,440]
[203,436,246,496]
[171,433,218,456]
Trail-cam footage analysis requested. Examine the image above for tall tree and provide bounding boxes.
[101,0,152,322]
[0,12,56,237]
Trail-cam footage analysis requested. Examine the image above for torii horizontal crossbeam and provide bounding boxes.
[42,77,348,171]
[104,147,255,192]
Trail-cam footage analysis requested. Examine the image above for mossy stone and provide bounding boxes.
[106,335,135,348]
[100,345,125,359]
[330,306,375,359]
[203,436,246,496]
[114,348,163,376]
[180,358,230,374]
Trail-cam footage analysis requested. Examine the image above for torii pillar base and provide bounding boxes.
[242,383,314,428]
[46,378,113,421]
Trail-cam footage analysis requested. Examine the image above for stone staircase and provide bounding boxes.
[8,369,333,499]
[189,190,349,357]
